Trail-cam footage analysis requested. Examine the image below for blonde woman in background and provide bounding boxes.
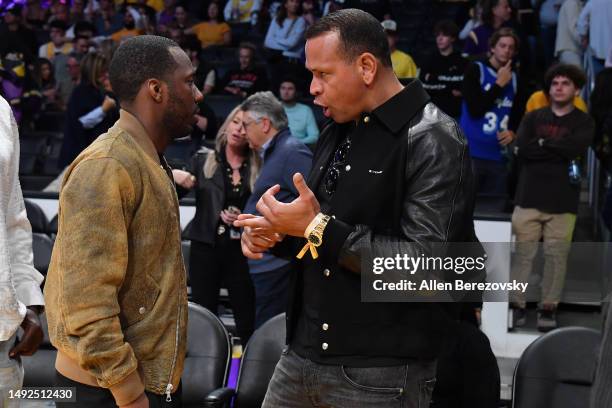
[174,107,260,344]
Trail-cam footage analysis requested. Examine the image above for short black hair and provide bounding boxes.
[109,35,180,103]
[543,63,587,95]
[74,20,96,36]
[305,8,391,67]
[434,19,459,39]
[482,0,507,27]
[49,20,68,32]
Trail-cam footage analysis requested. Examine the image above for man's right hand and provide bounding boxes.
[495,60,513,88]
[120,393,149,408]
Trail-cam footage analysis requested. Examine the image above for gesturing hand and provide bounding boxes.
[233,173,320,237]
[236,214,285,259]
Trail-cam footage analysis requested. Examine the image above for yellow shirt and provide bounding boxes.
[191,22,231,48]
[391,50,417,79]
[111,28,144,43]
[525,90,588,113]
[116,0,163,12]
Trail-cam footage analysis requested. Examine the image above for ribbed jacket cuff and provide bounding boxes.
[109,369,146,406]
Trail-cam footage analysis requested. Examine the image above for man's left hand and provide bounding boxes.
[234,173,320,237]
[9,307,44,358]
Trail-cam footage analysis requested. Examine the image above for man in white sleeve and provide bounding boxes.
[0,95,45,407]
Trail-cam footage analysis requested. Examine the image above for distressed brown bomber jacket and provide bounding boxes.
[44,109,188,406]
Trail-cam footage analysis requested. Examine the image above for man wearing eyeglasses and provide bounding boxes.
[235,9,479,408]
[239,91,313,329]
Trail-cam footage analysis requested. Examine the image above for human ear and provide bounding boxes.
[359,53,377,86]
[147,79,163,103]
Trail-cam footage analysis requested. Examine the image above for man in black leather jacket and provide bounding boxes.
[235,9,479,408]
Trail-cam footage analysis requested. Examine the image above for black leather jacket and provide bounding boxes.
[277,80,482,363]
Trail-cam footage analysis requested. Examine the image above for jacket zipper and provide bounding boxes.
[160,161,183,403]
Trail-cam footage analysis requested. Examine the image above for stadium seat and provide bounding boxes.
[512,326,600,408]
[36,111,66,132]
[19,132,49,175]
[48,214,58,236]
[165,138,193,169]
[183,302,232,407]
[22,313,57,388]
[32,233,54,276]
[205,313,286,408]
[206,95,243,123]
[24,199,49,233]
[42,132,65,176]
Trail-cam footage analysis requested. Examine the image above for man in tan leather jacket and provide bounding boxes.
[44,35,203,408]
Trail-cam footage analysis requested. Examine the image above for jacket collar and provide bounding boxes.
[116,109,160,165]
[370,79,431,135]
[262,127,290,160]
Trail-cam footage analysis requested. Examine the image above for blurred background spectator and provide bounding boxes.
[577,0,612,78]
[464,0,513,57]
[382,19,418,79]
[264,0,307,91]
[34,57,63,111]
[420,19,468,119]
[278,76,318,145]
[220,42,268,98]
[58,51,117,170]
[176,106,259,344]
[38,20,72,60]
[555,0,584,68]
[187,1,232,48]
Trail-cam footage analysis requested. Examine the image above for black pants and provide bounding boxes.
[189,237,255,343]
[54,371,182,407]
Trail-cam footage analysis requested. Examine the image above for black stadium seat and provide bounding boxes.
[48,214,58,236]
[165,138,193,169]
[24,199,49,233]
[42,132,65,176]
[183,302,232,407]
[205,313,286,408]
[19,132,49,175]
[512,326,600,408]
[205,95,243,123]
[36,111,66,132]
[32,233,54,276]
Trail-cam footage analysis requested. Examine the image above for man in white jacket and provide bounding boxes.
[555,0,584,67]
[577,0,612,76]
[0,95,45,407]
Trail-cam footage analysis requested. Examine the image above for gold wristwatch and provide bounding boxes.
[297,213,331,259]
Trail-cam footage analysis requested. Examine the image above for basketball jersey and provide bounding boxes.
[459,61,517,162]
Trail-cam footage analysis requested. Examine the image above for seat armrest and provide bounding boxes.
[203,387,236,408]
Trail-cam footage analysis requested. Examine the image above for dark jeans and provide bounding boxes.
[250,263,292,329]
[262,349,437,408]
[54,371,182,407]
[189,238,255,343]
[472,157,508,197]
